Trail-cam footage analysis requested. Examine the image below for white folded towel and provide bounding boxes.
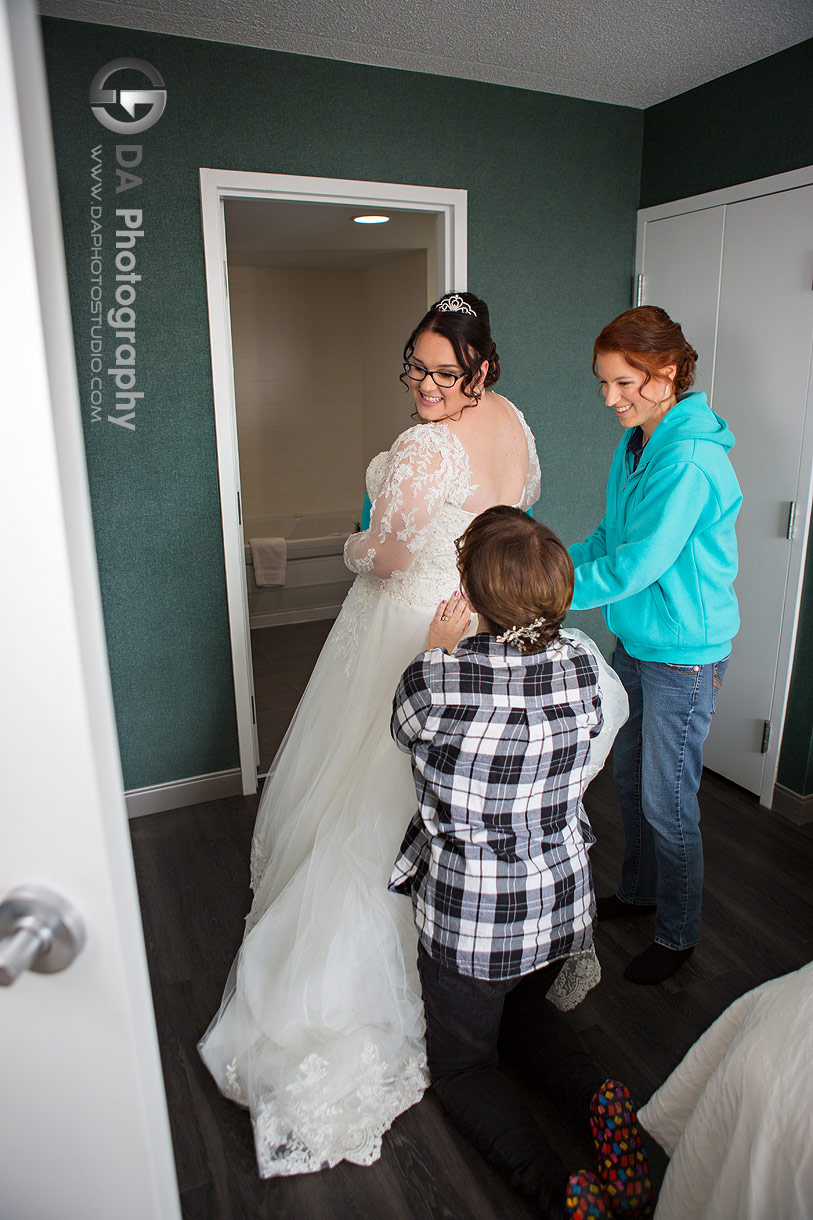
[250,537,287,586]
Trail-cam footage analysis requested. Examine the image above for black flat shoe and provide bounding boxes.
[596,894,657,921]
[624,942,694,984]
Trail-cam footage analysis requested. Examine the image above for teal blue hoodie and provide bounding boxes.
[569,391,741,664]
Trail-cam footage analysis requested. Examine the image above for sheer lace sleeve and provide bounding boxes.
[344,427,456,579]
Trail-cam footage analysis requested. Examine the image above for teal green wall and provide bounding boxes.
[42,18,641,789]
[640,39,813,797]
[641,40,813,208]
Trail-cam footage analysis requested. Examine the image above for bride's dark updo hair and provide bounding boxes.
[401,291,501,404]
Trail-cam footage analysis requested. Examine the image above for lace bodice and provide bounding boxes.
[343,401,540,613]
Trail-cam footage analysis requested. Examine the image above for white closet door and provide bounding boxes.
[641,205,725,400]
[640,183,813,799]
[705,185,813,794]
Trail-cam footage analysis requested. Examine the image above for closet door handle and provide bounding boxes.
[786,501,796,540]
[0,885,86,986]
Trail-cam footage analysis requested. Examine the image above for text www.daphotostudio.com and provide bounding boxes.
[87,58,166,432]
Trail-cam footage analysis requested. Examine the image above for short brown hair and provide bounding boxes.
[593,305,698,396]
[456,507,573,652]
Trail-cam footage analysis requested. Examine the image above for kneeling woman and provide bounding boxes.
[390,508,648,1220]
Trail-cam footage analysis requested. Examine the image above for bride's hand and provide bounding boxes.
[427,592,471,652]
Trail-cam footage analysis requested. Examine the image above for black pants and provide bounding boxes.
[418,944,605,1219]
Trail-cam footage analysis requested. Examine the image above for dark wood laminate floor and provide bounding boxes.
[252,622,333,774]
[131,623,813,1220]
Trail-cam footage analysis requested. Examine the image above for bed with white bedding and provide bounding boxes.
[639,962,813,1219]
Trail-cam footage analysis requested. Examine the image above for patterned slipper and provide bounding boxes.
[590,1080,653,1216]
[565,1170,613,1217]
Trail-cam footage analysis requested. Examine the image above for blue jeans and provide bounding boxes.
[612,641,729,950]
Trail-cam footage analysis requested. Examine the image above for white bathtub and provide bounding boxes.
[244,511,359,628]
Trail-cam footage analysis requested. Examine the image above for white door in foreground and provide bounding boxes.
[0,3,181,1217]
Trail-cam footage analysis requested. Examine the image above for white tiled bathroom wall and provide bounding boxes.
[230,251,427,523]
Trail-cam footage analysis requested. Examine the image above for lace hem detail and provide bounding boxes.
[223,1056,247,1104]
[546,946,601,1011]
[249,831,265,893]
[252,1045,428,1177]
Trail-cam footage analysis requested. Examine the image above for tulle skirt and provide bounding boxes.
[199,583,434,1176]
[198,578,628,1177]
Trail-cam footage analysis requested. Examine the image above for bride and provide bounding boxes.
[198,291,626,1177]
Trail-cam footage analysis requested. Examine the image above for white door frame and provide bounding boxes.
[199,169,468,793]
[636,165,813,808]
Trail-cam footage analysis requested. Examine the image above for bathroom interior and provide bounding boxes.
[224,199,437,771]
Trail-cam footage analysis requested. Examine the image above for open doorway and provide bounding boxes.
[199,172,468,790]
[225,199,435,772]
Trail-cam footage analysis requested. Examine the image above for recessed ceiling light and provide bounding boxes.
[353,214,390,224]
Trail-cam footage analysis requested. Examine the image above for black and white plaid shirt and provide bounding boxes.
[389,633,602,981]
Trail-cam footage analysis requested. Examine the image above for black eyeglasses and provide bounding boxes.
[403,361,465,389]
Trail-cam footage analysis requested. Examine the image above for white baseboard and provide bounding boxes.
[249,605,341,629]
[771,783,813,826]
[125,768,244,818]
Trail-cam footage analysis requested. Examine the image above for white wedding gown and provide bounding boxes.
[198,404,628,1177]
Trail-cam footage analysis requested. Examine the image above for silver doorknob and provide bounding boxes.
[0,885,86,986]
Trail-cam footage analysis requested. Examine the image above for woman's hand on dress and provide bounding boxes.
[427,593,471,652]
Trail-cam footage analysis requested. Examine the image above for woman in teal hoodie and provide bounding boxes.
[570,306,741,985]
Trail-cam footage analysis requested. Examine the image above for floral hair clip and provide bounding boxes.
[496,615,547,647]
[436,294,476,317]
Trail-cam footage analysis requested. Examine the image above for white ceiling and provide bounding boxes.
[39,0,813,109]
